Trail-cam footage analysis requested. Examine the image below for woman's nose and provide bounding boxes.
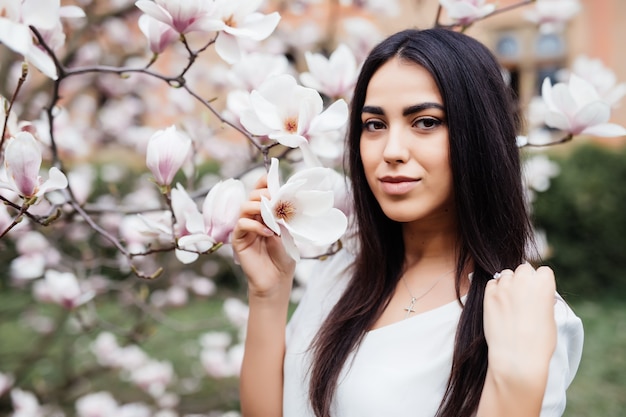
[382,126,409,164]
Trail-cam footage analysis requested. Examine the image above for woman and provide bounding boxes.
[233,28,583,417]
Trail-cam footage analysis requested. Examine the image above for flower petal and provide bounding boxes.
[266,157,280,196]
[569,74,601,106]
[580,123,626,137]
[175,248,199,264]
[279,224,300,261]
[544,111,571,132]
[260,195,281,235]
[25,45,58,80]
[285,208,347,246]
[295,190,334,216]
[0,20,32,55]
[36,167,68,197]
[572,101,610,133]
[215,32,241,64]
[308,99,349,134]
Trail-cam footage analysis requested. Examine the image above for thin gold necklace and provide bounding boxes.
[401,268,455,319]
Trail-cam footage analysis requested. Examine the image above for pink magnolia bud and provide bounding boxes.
[202,178,246,243]
[145,126,191,187]
[1,132,68,199]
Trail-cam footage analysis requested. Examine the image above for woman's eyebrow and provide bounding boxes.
[402,102,444,116]
[362,105,384,115]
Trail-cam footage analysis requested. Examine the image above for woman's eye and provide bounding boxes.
[363,120,386,131]
[414,117,442,130]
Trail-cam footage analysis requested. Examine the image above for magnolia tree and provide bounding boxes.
[0,0,625,415]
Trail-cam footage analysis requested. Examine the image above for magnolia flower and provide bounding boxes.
[76,392,119,417]
[202,178,246,243]
[239,74,349,149]
[138,14,178,54]
[541,75,626,137]
[201,344,243,378]
[130,360,174,397]
[260,158,348,261]
[300,44,358,99]
[118,403,152,417]
[135,0,223,34]
[227,52,289,91]
[523,154,560,201]
[0,132,68,201]
[212,0,281,64]
[145,126,192,187]
[0,0,84,79]
[564,55,626,108]
[10,231,59,281]
[170,184,214,264]
[33,270,95,309]
[439,0,496,26]
[524,0,581,33]
[10,388,42,417]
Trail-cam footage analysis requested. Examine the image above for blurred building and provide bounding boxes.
[384,0,626,146]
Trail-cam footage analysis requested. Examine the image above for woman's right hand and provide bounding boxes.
[232,176,296,299]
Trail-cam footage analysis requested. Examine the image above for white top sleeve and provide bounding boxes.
[541,294,585,416]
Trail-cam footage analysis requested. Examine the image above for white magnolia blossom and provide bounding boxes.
[145,126,192,187]
[541,75,626,137]
[118,403,152,417]
[439,0,496,26]
[212,0,281,64]
[130,360,175,397]
[10,231,60,281]
[10,388,42,417]
[523,154,561,202]
[239,74,349,150]
[135,0,223,34]
[260,158,348,261]
[227,52,290,92]
[562,55,626,108]
[76,391,119,417]
[170,184,212,263]
[201,343,244,378]
[33,270,95,309]
[171,181,245,265]
[0,0,84,79]
[0,132,68,201]
[300,43,359,99]
[524,0,582,33]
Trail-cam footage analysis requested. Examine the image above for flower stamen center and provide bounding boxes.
[275,200,296,221]
[284,117,298,134]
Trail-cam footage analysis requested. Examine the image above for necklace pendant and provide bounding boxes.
[404,297,417,319]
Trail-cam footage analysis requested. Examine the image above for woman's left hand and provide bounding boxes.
[478,263,558,416]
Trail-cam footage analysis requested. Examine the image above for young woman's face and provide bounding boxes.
[359,57,455,225]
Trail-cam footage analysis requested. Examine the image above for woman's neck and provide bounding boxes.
[401,218,459,267]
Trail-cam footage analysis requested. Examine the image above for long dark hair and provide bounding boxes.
[308,28,533,417]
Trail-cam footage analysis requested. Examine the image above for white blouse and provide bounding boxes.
[283,250,584,417]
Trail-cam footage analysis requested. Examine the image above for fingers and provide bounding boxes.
[488,263,556,298]
[233,217,274,240]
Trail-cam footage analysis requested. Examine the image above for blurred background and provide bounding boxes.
[0,0,624,416]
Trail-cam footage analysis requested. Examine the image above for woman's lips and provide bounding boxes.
[379,176,420,195]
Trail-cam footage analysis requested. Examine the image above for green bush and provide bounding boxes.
[532,143,626,299]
